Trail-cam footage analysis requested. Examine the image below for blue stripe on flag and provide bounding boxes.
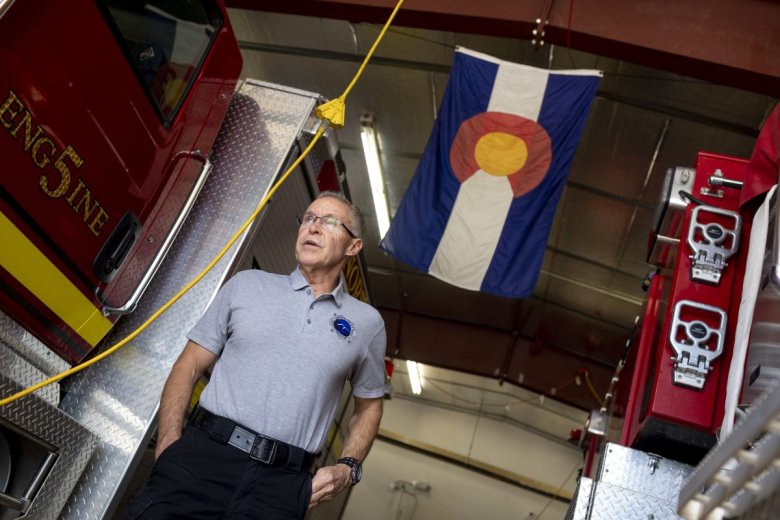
[481,73,601,297]
[379,52,498,270]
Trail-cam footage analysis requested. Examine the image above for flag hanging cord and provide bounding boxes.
[0,0,406,408]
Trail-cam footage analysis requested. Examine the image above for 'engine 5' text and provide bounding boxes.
[1,89,109,236]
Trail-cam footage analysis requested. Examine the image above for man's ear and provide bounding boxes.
[345,238,363,257]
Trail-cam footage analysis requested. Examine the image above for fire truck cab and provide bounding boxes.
[1,0,241,364]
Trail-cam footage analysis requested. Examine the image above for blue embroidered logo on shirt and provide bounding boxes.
[331,315,354,341]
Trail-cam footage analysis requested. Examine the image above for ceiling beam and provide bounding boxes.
[227,0,780,96]
[237,40,763,136]
[380,307,620,410]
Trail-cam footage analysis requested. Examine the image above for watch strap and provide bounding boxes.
[336,457,361,485]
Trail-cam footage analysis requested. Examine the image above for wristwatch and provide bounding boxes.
[337,457,362,485]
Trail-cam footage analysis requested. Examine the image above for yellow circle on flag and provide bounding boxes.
[474,132,528,177]
[451,112,552,198]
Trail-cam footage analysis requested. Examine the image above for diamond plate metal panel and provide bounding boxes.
[591,480,682,520]
[0,373,97,519]
[0,312,69,378]
[572,445,694,520]
[55,80,319,519]
[566,477,593,520]
[0,341,58,407]
[600,443,694,502]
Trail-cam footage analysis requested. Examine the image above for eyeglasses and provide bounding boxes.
[297,212,358,238]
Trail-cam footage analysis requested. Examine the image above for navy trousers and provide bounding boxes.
[124,426,313,519]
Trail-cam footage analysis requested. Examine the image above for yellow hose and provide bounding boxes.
[0,0,405,407]
[584,370,605,407]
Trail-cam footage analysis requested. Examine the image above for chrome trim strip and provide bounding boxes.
[0,0,17,20]
[772,184,780,287]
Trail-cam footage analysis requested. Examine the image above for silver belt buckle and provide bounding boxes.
[250,435,277,464]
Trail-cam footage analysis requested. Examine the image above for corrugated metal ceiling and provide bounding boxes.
[226,6,776,411]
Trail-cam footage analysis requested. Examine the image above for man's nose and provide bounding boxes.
[309,217,324,232]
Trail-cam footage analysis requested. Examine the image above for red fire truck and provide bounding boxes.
[0,1,369,518]
[0,0,241,364]
[570,137,780,519]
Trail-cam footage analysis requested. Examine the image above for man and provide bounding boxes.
[125,191,386,519]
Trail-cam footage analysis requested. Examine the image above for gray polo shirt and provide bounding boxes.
[187,267,386,453]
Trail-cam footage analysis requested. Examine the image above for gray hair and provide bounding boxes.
[316,191,366,238]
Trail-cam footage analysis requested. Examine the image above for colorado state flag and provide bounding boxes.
[380,47,601,298]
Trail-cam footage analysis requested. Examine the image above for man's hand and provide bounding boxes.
[308,463,351,509]
[155,341,216,460]
[308,396,382,509]
[154,433,180,459]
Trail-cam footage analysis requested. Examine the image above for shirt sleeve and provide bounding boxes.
[350,319,387,399]
[186,274,238,356]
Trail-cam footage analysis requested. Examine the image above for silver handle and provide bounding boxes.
[773,182,780,287]
[0,492,26,511]
[23,452,58,503]
[0,451,57,513]
[708,175,743,189]
[102,152,211,316]
[0,0,17,19]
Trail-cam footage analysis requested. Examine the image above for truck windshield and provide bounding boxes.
[100,0,222,122]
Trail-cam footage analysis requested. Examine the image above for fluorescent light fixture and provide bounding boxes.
[406,360,422,395]
[360,113,391,238]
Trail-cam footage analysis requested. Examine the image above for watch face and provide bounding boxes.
[339,458,362,484]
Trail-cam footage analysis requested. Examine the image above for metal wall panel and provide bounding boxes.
[0,313,69,380]
[599,443,693,501]
[568,443,694,520]
[0,341,57,407]
[589,480,681,520]
[566,476,593,520]
[0,370,96,519]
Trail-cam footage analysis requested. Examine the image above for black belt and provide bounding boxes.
[190,407,318,473]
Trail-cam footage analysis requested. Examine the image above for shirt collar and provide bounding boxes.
[290,266,345,307]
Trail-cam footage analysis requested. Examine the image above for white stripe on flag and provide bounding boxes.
[429,171,514,290]
[487,62,549,120]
